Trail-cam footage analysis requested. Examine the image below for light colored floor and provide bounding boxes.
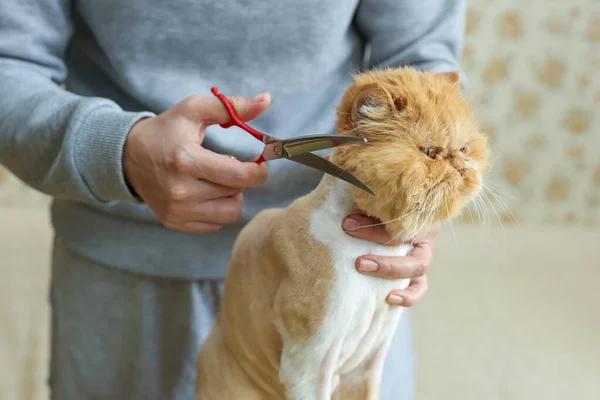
[1,207,52,400]
[1,206,599,399]
[414,224,600,400]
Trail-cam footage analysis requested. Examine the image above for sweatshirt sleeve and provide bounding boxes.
[354,0,467,83]
[0,0,155,204]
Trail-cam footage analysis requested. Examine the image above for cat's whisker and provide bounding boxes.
[449,217,458,250]
[481,182,513,207]
[348,207,418,231]
[410,190,438,243]
[471,193,484,225]
[385,212,422,244]
[481,181,521,230]
[387,190,434,245]
[480,193,493,234]
[477,194,489,227]
[480,193,491,227]
[483,183,516,217]
[483,185,521,231]
[384,225,411,245]
[444,193,459,251]
[412,195,432,234]
[407,214,428,243]
[466,201,477,224]
[465,201,475,223]
[387,214,419,244]
[405,206,427,242]
[483,180,515,200]
[422,196,440,242]
[414,189,434,223]
[482,185,505,234]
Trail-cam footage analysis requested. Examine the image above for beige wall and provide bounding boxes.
[460,0,599,226]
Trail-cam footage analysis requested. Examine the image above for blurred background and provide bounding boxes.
[1,0,598,399]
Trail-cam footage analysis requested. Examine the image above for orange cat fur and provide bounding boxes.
[195,67,490,399]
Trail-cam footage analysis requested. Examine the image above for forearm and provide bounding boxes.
[0,0,155,205]
[0,66,154,204]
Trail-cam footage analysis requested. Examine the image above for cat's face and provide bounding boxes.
[334,67,490,240]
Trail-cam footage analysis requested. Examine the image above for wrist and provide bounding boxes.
[123,117,152,200]
[74,105,155,203]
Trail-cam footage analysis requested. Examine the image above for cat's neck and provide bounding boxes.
[304,149,364,217]
[307,175,355,219]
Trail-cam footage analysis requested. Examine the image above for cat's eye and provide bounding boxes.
[423,148,437,159]
[460,147,467,153]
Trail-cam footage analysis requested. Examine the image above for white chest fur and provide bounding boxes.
[277,180,413,399]
[311,179,412,365]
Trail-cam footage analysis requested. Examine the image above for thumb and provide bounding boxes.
[177,92,271,126]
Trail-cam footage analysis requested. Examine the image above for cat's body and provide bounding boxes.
[196,67,490,399]
[196,176,410,399]
[278,178,413,399]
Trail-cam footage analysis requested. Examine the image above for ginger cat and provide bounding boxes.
[195,67,490,399]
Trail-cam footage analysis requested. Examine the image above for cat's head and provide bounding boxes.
[333,67,490,240]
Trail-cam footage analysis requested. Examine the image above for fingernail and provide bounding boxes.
[250,93,268,104]
[359,259,378,272]
[342,217,360,231]
[387,294,404,305]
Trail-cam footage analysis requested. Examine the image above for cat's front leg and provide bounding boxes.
[278,336,342,400]
[331,338,390,400]
[332,311,402,400]
[274,280,343,400]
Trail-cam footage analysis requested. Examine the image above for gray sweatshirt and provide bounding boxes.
[0,0,465,279]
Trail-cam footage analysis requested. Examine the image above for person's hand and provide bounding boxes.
[123,92,271,233]
[342,215,441,307]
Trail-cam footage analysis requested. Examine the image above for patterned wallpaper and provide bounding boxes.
[460,0,600,226]
[1,0,599,225]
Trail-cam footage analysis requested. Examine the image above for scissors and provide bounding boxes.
[211,87,375,195]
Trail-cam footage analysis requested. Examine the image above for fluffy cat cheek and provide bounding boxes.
[432,189,465,220]
[460,171,482,200]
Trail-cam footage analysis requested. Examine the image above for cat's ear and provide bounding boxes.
[351,83,396,123]
[438,71,461,86]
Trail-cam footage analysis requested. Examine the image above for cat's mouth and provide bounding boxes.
[393,181,477,239]
[350,169,483,241]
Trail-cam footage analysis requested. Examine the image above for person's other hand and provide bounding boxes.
[123,92,271,233]
[342,215,441,307]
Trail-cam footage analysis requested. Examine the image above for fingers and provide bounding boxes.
[165,178,243,203]
[177,92,272,126]
[386,275,429,307]
[177,221,225,234]
[193,149,269,188]
[342,214,402,245]
[343,216,442,246]
[170,147,269,189]
[355,241,435,279]
[188,193,244,224]
[161,193,244,233]
[344,212,440,280]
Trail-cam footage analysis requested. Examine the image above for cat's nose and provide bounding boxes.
[449,157,466,176]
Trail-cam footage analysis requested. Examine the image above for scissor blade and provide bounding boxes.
[289,152,376,196]
[281,134,367,158]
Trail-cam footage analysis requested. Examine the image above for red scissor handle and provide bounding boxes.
[211,87,265,141]
[211,87,267,164]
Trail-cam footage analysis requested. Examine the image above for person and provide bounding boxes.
[0,0,464,398]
